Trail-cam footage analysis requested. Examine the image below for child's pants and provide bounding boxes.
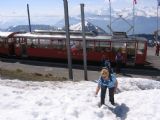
[100,86,115,105]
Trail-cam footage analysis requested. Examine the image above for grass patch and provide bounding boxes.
[0,68,67,81]
[16,68,23,73]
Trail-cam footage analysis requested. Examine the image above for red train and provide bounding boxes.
[0,31,147,65]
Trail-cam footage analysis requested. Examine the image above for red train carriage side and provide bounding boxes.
[14,33,70,59]
[0,31,147,66]
[0,32,17,56]
[13,32,113,62]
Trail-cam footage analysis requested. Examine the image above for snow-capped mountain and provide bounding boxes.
[86,7,158,34]
[0,7,159,34]
[70,21,106,35]
[55,6,159,34]
[6,25,57,32]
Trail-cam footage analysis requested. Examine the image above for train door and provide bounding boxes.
[111,41,126,63]
[20,38,27,57]
[135,41,147,65]
[8,38,15,56]
[21,43,27,57]
[126,42,136,65]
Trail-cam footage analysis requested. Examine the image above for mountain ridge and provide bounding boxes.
[0,7,159,34]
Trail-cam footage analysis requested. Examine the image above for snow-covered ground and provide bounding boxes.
[0,77,160,120]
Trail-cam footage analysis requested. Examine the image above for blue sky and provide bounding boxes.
[0,0,158,28]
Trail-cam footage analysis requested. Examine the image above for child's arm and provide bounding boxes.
[114,79,118,93]
[95,85,100,96]
[95,77,101,96]
[115,79,118,88]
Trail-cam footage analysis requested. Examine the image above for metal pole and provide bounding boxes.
[27,4,31,32]
[80,4,88,81]
[157,5,159,42]
[109,0,112,35]
[63,0,73,80]
[132,1,135,36]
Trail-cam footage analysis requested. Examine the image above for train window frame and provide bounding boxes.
[26,38,39,48]
[39,39,51,48]
[112,41,126,53]
[126,42,136,55]
[58,39,66,50]
[52,39,59,49]
[8,38,13,43]
[0,38,5,47]
[99,41,111,52]
[70,40,83,51]
[0,38,3,42]
[137,42,145,54]
[94,41,100,52]
[86,40,95,52]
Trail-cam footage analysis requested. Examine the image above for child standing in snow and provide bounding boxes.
[95,68,118,106]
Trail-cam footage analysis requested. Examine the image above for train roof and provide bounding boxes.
[0,32,15,38]
[111,37,147,42]
[14,32,147,42]
[33,30,96,36]
[14,32,112,40]
[0,31,147,42]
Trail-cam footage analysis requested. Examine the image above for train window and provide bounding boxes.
[137,42,145,54]
[27,38,39,48]
[52,40,59,48]
[127,42,135,48]
[19,38,23,42]
[39,39,50,48]
[70,40,82,51]
[58,40,66,50]
[0,38,4,47]
[99,41,110,47]
[8,38,13,43]
[94,41,101,52]
[0,38,3,42]
[112,42,126,52]
[76,41,82,50]
[99,41,111,51]
[27,38,32,44]
[45,39,65,49]
[126,42,135,55]
[86,41,95,52]
[15,38,19,43]
[32,39,39,46]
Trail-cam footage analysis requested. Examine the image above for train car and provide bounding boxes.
[0,31,147,66]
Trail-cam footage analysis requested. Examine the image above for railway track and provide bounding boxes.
[0,56,160,78]
[0,56,99,70]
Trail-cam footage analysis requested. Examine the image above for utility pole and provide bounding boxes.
[27,4,32,32]
[63,0,73,80]
[132,1,135,37]
[132,0,137,37]
[109,0,112,35]
[80,4,88,80]
[157,5,159,42]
